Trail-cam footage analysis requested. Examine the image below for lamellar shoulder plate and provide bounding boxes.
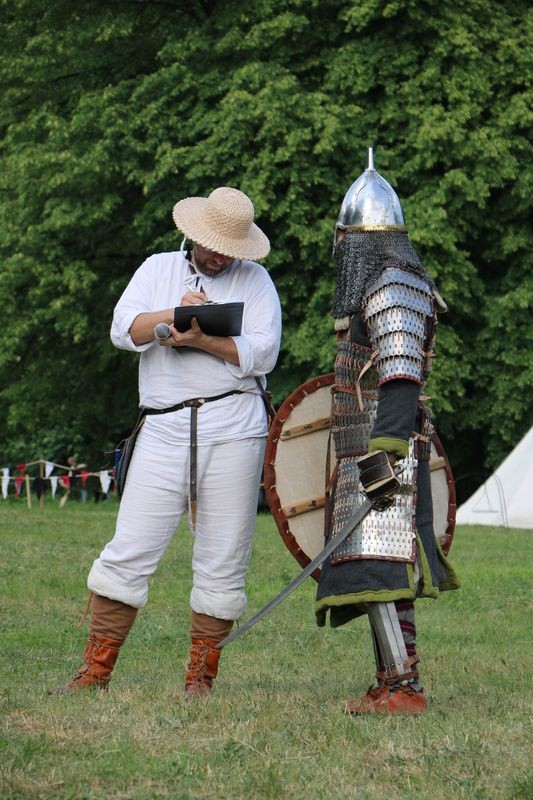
[362,267,434,386]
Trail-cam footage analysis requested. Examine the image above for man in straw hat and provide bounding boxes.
[49,187,281,697]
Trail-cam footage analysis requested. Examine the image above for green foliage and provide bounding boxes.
[0,0,531,479]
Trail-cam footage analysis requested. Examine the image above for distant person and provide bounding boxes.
[316,149,459,714]
[50,187,281,697]
[66,455,88,502]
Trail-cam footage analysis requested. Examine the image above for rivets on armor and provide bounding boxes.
[329,440,418,564]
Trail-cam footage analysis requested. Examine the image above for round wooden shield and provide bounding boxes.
[264,373,456,581]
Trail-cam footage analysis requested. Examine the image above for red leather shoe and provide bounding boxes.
[345,684,428,715]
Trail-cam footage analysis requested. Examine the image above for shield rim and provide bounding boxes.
[264,372,456,582]
[431,428,456,557]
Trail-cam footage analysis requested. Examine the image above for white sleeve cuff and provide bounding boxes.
[110,309,155,353]
[224,335,254,378]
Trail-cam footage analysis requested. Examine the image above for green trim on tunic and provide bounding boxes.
[415,530,440,599]
[315,530,459,627]
[433,536,461,592]
[368,436,409,458]
[316,588,413,616]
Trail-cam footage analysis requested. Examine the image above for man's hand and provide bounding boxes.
[162,317,204,348]
[180,291,208,306]
[155,318,205,348]
[157,318,240,365]
[357,450,401,511]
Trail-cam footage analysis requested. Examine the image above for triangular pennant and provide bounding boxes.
[1,468,9,500]
[99,470,112,494]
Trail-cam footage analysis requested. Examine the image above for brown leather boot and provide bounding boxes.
[49,633,123,693]
[184,638,221,697]
[344,683,428,715]
[344,658,427,716]
[184,612,233,697]
[48,594,138,694]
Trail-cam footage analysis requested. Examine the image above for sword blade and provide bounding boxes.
[217,497,373,649]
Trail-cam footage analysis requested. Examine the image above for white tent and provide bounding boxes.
[456,427,533,529]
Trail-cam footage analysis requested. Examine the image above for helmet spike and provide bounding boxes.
[367,146,374,171]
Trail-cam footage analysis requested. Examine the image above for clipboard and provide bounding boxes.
[173,302,244,337]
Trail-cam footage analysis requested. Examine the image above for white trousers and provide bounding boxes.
[88,428,265,620]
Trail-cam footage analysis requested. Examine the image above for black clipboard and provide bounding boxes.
[173,302,244,337]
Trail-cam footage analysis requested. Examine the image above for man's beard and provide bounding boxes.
[192,247,234,278]
[196,261,233,277]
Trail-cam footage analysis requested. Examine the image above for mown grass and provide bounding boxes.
[0,500,531,799]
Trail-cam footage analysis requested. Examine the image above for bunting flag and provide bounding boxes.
[2,468,9,500]
[0,457,118,501]
[99,470,112,494]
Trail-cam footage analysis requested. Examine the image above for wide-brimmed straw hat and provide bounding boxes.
[172,187,270,261]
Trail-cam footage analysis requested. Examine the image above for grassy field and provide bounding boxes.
[0,500,531,800]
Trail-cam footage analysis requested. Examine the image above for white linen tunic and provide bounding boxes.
[88,250,282,619]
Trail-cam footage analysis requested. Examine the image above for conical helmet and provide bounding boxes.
[335,147,406,242]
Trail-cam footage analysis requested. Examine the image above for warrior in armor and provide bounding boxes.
[316,148,459,714]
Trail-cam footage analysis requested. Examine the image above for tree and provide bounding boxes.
[1,0,530,498]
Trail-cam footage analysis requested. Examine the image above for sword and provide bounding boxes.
[216,497,373,649]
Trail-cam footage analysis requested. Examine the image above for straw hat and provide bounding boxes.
[172,187,270,261]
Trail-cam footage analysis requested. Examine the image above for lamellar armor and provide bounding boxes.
[328,148,439,565]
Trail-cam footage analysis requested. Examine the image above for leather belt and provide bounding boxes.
[142,390,243,526]
[142,389,243,416]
